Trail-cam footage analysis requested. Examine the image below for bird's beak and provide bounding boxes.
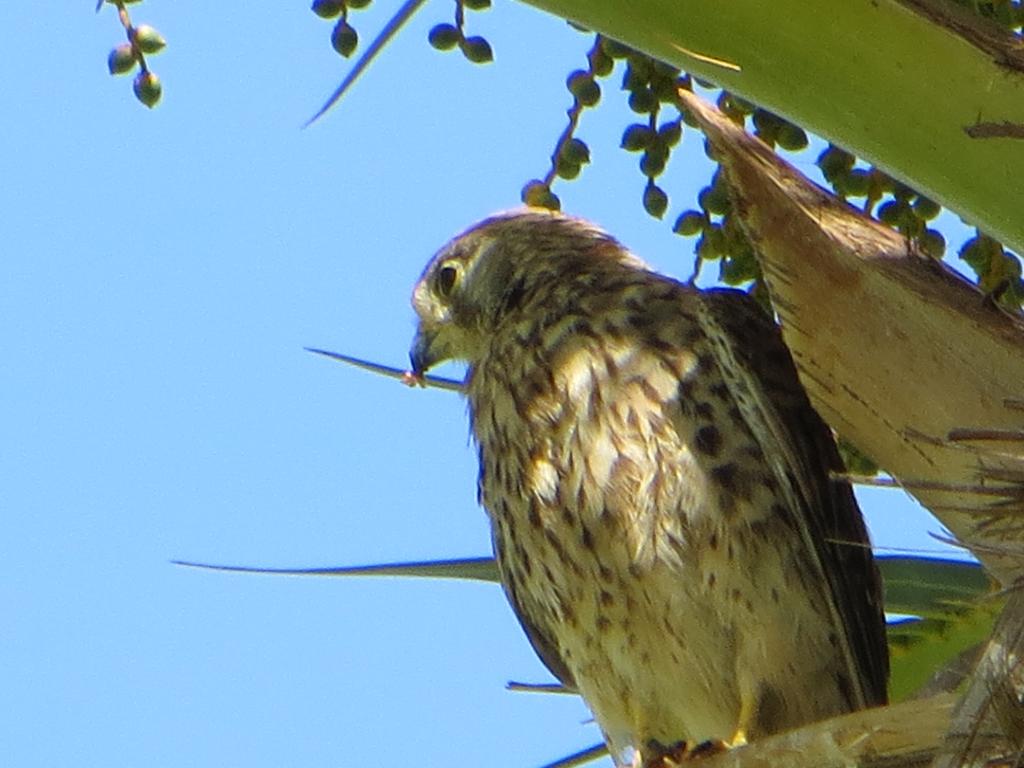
[409,326,439,377]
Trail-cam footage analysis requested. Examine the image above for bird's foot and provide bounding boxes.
[642,739,729,767]
[401,370,426,387]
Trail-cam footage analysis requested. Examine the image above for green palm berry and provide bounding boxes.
[621,124,654,151]
[919,229,946,257]
[625,55,653,83]
[600,37,631,59]
[751,109,780,134]
[650,74,679,103]
[556,158,581,180]
[567,71,600,106]
[721,254,757,285]
[621,66,645,92]
[843,169,871,198]
[890,180,914,200]
[589,48,614,77]
[727,93,755,114]
[628,88,657,114]
[877,199,905,226]
[673,210,704,236]
[958,236,987,271]
[132,71,161,108]
[108,44,136,75]
[332,21,358,57]
[643,183,668,218]
[562,138,590,165]
[913,196,941,221]
[132,25,166,54]
[658,120,682,147]
[697,226,725,260]
[640,148,667,177]
[817,145,854,180]
[428,23,460,51]
[698,183,730,216]
[776,121,808,151]
[460,36,493,64]
[522,180,546,205]
[522,180,560,210]
[311,0,344,19]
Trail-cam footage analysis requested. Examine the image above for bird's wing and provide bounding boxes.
[494,545,578,691]
[697,288,889,707]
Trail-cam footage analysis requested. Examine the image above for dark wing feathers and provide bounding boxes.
[495,541,577,690]
[701,288,889,706]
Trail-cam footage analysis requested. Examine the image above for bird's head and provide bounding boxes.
[409,208,641,376]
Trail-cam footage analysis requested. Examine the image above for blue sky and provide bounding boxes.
[3,3,969,767]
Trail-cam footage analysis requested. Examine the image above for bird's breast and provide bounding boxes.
[470,324,708,566]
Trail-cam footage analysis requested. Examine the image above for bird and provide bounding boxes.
[408,209,888,766]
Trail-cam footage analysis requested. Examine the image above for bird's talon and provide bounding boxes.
[642,739,729,767]
[684,740,729,759]
[401,370,426,388]
[641,740,688,767]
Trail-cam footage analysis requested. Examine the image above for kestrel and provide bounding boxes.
[409,210,888,766]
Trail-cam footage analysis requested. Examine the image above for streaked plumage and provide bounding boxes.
[409,210,888,766]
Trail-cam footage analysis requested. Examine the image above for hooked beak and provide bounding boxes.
[409,326,439,377]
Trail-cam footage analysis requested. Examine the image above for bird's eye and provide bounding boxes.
[436,263,459,297]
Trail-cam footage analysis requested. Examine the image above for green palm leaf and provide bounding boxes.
[877,556,998,702]
[176,554,998,709]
